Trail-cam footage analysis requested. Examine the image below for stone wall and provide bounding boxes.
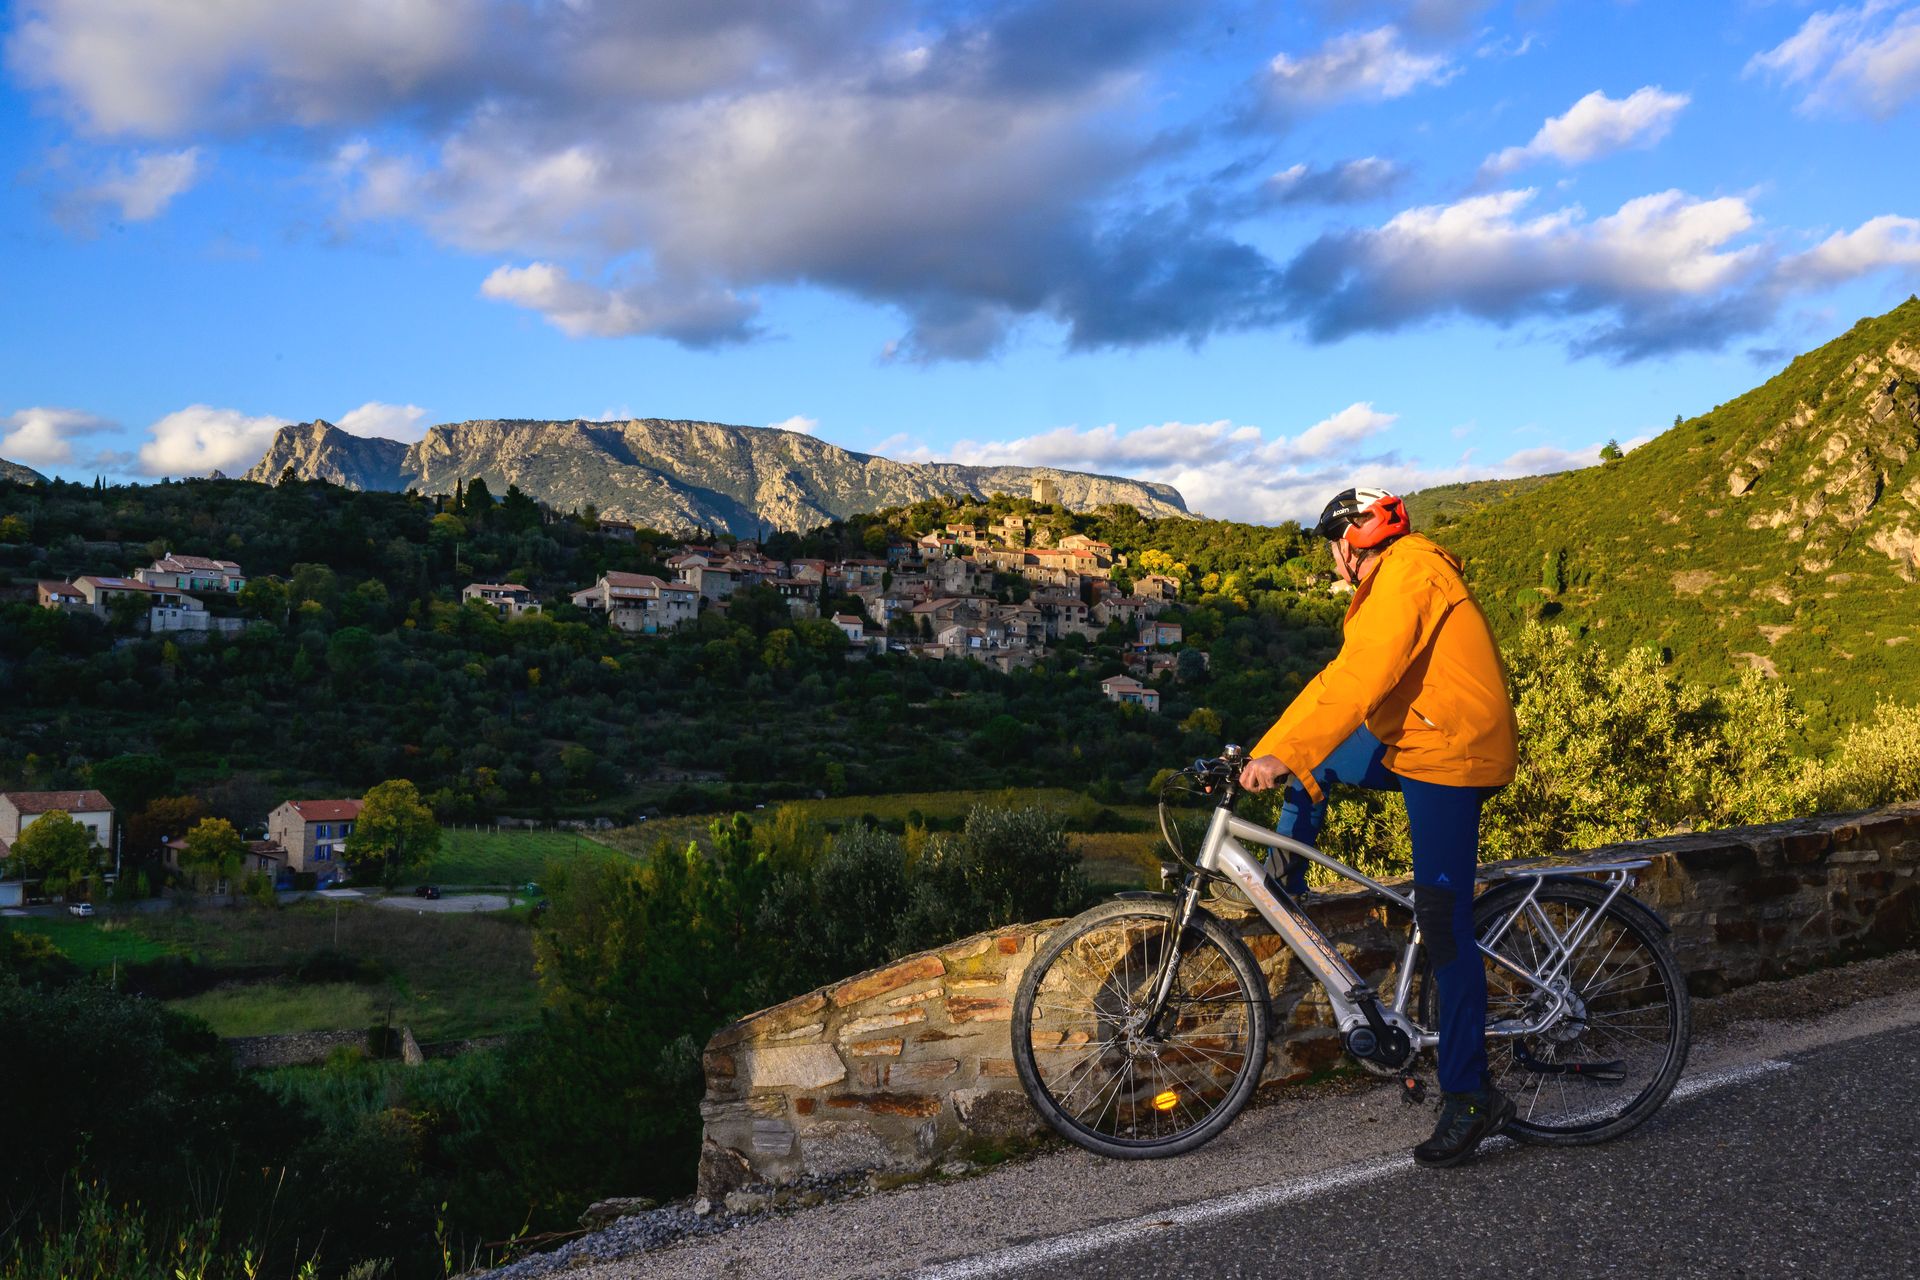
[698,803,1920,1195]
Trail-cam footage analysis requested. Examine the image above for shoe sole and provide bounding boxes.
[1412,1097,1517,1169]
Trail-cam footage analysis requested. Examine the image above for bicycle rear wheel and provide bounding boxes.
[1425,878,1690,1145]
[1012,898,1269,1159]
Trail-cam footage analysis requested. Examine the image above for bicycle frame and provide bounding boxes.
[1162,801,1652,1050]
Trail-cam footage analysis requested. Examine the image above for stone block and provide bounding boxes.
[842,1008,927,1037]
[751,1119,796,1155]
[887,1059,960,1086]
[1830,849,1882,865]
[947,976,1006,991]
[832,955,946,1007]
[978,1058,1018,1077]
[799,1121,898,1178]
[952,1087,1044,1142]
[948,997,1012,1023]
[740,1043,846,1090]
[848,1036,905,1057]
[885,986,945,1008]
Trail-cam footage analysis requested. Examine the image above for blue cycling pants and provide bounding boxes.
[1273,726,1494,1095]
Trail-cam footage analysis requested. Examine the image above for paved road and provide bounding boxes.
[960,1027,1920,1280]
[528,954,1920,1280]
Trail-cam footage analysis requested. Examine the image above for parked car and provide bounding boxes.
[67,902,95,918]
[413,884,441,900]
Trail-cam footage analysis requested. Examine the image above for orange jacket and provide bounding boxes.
[1250,533,1517,803]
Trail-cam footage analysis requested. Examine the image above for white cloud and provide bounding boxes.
[1266,26,1455,112]
[480,262,758,346]
[1747,1,1920,117]
[766,415,819,436]
[1266,156,1404,205]
[1,406,118,465]
[1482,87,1689,176]
[1279,188,1774,358]
[78,146,202,220]
[933,408,1612,523]
[136,404,290,476]
[336,400,431,442]
[1784,214,1920,283]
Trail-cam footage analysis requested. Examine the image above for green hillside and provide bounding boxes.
[1445,298,1920,743]
[1405,472,1565,527]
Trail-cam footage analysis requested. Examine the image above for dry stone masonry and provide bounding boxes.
[698,803,1920,1195]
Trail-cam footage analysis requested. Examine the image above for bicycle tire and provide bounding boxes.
[1013,898,1270,1159]
[1421,877,1691,1145]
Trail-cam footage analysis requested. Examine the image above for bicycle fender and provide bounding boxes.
[1474,876,1673,935]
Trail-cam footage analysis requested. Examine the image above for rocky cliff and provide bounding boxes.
[244,418,1189,533]
[0,457,48,485]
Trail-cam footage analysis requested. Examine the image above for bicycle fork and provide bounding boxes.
[1139,873,1211,1038]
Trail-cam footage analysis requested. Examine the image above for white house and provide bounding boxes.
[0,790,116,895]
[138,553,246,593]
[1100,675,1161,712]
[830,613,865,644]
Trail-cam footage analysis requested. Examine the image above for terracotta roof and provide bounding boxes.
[164,837,287,859]
[466,582,531,592]
[602,571,669,589]
[155,554,242,573]
[1101,675,1146,691]
[3,789,113,814]
[37,580,82,596]
[284,799,363,822]
[831,613,863,625]
[77,575,172,593]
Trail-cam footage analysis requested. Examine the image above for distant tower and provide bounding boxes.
[1032,474,1059,506]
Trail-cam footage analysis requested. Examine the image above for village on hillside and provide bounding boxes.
[34,478,1206,711]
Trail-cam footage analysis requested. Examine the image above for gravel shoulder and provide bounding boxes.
[480,950,1920,1280]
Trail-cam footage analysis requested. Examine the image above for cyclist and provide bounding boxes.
[1237,486,1519,1168]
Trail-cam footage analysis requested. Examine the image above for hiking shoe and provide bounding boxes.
[1412,1087,1514,1168]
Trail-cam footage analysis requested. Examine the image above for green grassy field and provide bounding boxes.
[150,903,540,1040]
[418,827,626,886]
[1,915,176,968]
[604,787,1164,856]
[169,981,382,1037]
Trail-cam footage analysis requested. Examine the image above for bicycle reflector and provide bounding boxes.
[1152,1089,1180,1112]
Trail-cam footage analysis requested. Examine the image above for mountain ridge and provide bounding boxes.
[0,457,49,485]
[245,417,1190,534]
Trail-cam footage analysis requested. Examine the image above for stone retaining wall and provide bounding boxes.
[698,803,1920,1195]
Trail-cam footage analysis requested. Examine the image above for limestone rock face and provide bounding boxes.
[0,457,48,485]
[243,417,1191,534]
[244,420,409,491]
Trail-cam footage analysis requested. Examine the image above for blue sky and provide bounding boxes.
[3,0,1918,521]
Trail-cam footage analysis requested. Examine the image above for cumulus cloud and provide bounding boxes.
[937,408,1612,523]
[1747,1,1920,117]
[1264,26,1455,114]
[72,146,202,221]
[136,404,290,476]
[766,415,820,436]
[0,406,118,465]
[1482,87,1689,176]
[1265,157,1405,205]
[1276,188,1772,359]
[336,401,432,442]
[480,263,759,346]
[1779,214,1920,287]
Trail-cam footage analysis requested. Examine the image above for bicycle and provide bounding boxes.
[1011,746,1692,1158]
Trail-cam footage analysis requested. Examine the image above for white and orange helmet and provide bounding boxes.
[1313,487,1411,549]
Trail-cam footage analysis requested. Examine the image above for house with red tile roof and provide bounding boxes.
[267,799,364,884]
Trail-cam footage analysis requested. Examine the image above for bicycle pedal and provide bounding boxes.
[1399,1076,1428,1105]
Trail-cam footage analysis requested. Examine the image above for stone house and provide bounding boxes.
[266,799,362,884]
[1029,590,1092,639]
[462,582,540,617]
[1139,618,1184,648]
[162,836,289,887]
[138,553,246,593]
[770,576,822,618]
[571,571,698,633]
[1099,674,1161,712]
[0,789,115,863]
[1135,572,1182,602]
[831,613,866,644]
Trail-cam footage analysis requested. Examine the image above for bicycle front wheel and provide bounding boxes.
[1012,898,1269,1159]
[1425,878,1691,1145]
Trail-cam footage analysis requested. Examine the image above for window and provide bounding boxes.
[317,823,331,838]
[341,822,353,836]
